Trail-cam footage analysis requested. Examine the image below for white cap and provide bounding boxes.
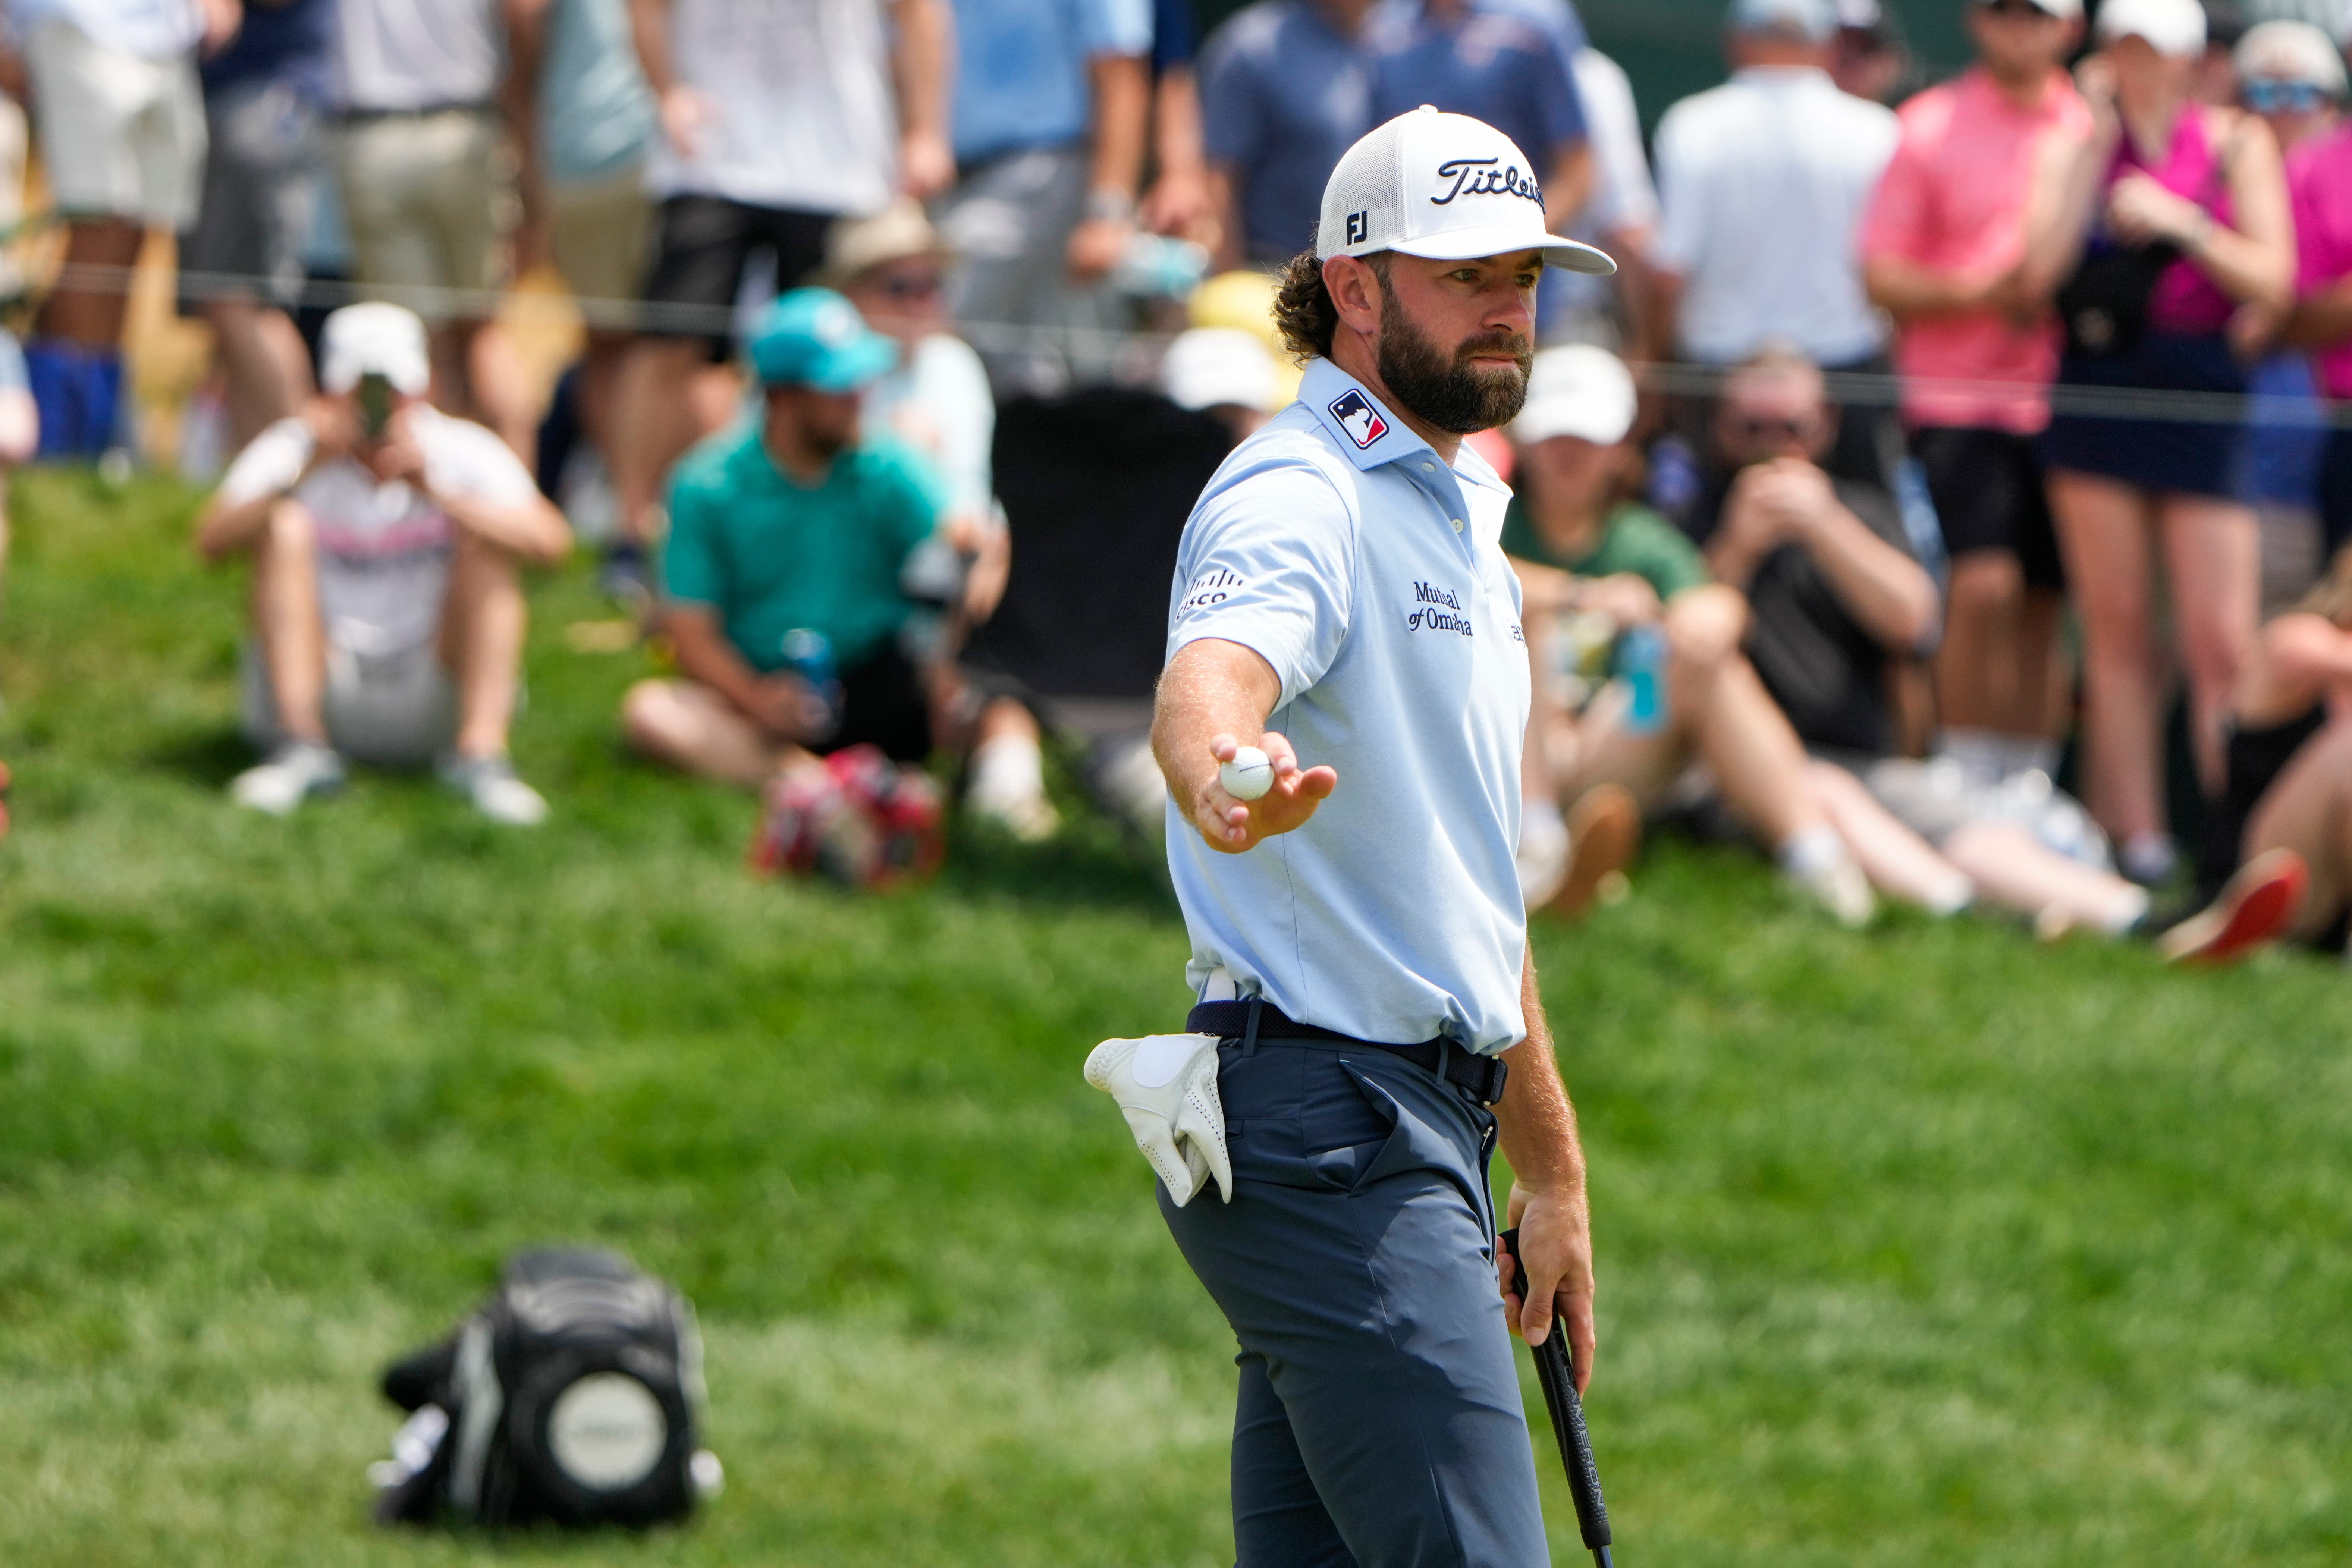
[1727,0,1839,43]
[1161,327,1279,414]
[319,302,431,397]
[2236,20,2347,92]
[2095,0,2206,56]
[1316,106,1615,276]
[1511,345,1637,446]
[1986,0,2082,18]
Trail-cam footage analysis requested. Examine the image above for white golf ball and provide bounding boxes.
[1219,746,1274,801]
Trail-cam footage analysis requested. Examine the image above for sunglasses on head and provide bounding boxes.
[2243,79,2334,113]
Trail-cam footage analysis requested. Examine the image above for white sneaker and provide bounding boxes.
[1785,849,1877,928]
[230,741,345,816]
[437,752,548,826]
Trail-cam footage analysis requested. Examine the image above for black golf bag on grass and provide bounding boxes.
[371,1247,716,1530]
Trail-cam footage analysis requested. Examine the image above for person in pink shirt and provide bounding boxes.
[1861,0,2089,788]
[2286,43,2352,561]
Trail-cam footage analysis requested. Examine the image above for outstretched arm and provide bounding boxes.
[1152,637,1337,852]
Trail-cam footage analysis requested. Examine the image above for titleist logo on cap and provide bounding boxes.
[1430,158,1544,212]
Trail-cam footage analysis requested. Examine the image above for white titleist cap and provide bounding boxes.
[1161,327,1279,414]
[1316,106,1615,277]
[1512,345,1638,446]
[319,302,431,396]
[2094,0,2205,57]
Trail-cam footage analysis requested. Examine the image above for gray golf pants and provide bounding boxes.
[1158,1039,1549,1568]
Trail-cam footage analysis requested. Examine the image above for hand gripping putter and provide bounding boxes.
[1500,1228,1614,1568]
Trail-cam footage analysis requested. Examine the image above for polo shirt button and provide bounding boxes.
[1450,517,1463,532]
[1421,461,1434,472]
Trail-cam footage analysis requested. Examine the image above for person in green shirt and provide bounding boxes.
[1507,345,1878,924]
[622,289,943,786]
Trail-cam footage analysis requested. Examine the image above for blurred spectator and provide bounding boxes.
[328,0,537,456]
[1161,323,1278,442]
[1650,0,1897,373]
[17,0,231,459]
[1140,0,1215,245]
[1830,0,1908,104]
[1506,345,1877,924]
[180,0,333,450]
[2192,0,2249,105]
[936,0,1153,394]
[507,0,656,510]
[1549,40,1659,353]
[2231,19,2341,607]
[196,303,570,822]
[608,0,954,601]
[1860,0,2088,786]
[2286,31,2352,561]
[0,312,34,580]
[1197,0,1375,270]
[621,290,940,787]
[1367,0,1592,347]
[2028,0,2294,884]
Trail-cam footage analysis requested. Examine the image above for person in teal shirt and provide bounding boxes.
[623,289,943,785]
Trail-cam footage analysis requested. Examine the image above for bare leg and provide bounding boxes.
[2049,469,2164,842]
[1683,653,1832,850]
[37,218,142,348]
[2019,587,2067,746]
[202,299,314,446]
[2160,493,2261,798]
[611,338,716,542]
[253,500,329,744]
[621,677,804,788]
[1806,760,1975,910]
[1938,550,2024,735]
[2245,719,2352,940]
[577,328,632,465]
[464,319,539,459]
[437,533,528,758]
[1940,819,2147,930]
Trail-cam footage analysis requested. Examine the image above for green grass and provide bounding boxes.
[1,467,2349,1565]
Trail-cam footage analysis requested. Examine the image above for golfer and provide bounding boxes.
[1150,106,1616,1564]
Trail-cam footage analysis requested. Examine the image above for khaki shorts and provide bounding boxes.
[27,20,204,227]
[549,165,653,330]
[242,639,459,769]
[336,109,516,324]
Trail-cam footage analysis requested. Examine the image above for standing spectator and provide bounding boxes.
[329,0,537,457]
[181,0,334,450]
[506,0,656,506]
[1549,40,1659,353]
[1197,0,1376,270]
[935,0,1153,394]
[1139,0,1215,245]
[1650,0,1897,375]
[1368,0,1593,338]
[1860,0,2089,786]
[16,0,232,459]
[2287,30,2352,562]
[2027,0,2294,884]
[607,0,953,601]
[621,290,941,787]
[1830,0,1908,105]
[195,303,570,822]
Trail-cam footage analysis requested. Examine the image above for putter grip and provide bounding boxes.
[1501,1227,1613,1557]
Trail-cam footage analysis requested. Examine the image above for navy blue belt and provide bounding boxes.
[1186,998,1510,1107]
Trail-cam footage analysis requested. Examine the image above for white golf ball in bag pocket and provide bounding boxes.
[1219,746,1274,801]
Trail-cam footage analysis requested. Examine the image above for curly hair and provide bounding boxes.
[1272,245,1389,363]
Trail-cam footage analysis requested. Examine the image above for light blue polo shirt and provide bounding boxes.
[1165,358,1532,1055]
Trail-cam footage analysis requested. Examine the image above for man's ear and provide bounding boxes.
[1325,255,1384,340]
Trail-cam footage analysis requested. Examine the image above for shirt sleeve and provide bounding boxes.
[880,442,949,557]
[1835,477,1913,555]
[426,420,541,505]
[1080,0,1154,59]
[1617,508,1712,597]
[1167,458,1354,708]
[214,420,315,507]
[1150,0,1193,72]
[1530,18,1588,151]
[659,471,725,609]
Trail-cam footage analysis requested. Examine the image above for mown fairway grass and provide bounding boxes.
[1,468,2349,1566]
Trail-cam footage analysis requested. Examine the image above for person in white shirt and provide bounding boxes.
[1649,0,1900,371]
[196,304,571,823]
[1547,43,1660,354]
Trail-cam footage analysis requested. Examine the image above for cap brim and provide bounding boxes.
[1390,226,1618,276]
[801,331,901,393]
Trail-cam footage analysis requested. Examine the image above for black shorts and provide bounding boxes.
[639,195,834,352]
[1912,424,2065,591]
[827,644,933,765]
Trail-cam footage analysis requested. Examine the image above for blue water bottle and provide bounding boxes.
[1619,623,1669,736]
[779,628,844,744]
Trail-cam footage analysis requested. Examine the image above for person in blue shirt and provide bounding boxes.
[1198,0,1378,267]
[935,0,1154,391]
[1143,106,1616,1565]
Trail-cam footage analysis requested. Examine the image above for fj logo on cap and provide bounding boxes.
[1345,210,1369,246]
[1431,158,1545,211]
[1327,389,1388,449]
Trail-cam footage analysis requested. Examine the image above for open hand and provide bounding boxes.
[1498,1182,1597,1393]
[1191,731,1336,853]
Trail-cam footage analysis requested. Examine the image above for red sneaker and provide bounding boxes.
[2158,848,2309,965]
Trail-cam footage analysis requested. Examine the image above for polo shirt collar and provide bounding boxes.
[1299,358,1511,497]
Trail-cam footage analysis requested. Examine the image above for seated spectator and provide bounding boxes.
[2181,546,2352,958]
[1681,347,2280,949]
[1507,345,1877,924]
[1197,0,1377,271]
[197,304,571,823]
[621,290,940,788]
[1160,325,1279,444]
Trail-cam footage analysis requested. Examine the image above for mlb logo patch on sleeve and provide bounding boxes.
[1327,389,1388,449]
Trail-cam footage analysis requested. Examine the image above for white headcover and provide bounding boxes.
[1513,345,1639,446]
[1316,106,1616,276]
[2094,0,2207,57]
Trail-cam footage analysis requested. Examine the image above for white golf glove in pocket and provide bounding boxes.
[1084,1033,1233,1206]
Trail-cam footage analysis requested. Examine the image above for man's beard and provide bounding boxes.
[1376,299,1533,436]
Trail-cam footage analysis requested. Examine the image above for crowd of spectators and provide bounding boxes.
[0,0,2344,959]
